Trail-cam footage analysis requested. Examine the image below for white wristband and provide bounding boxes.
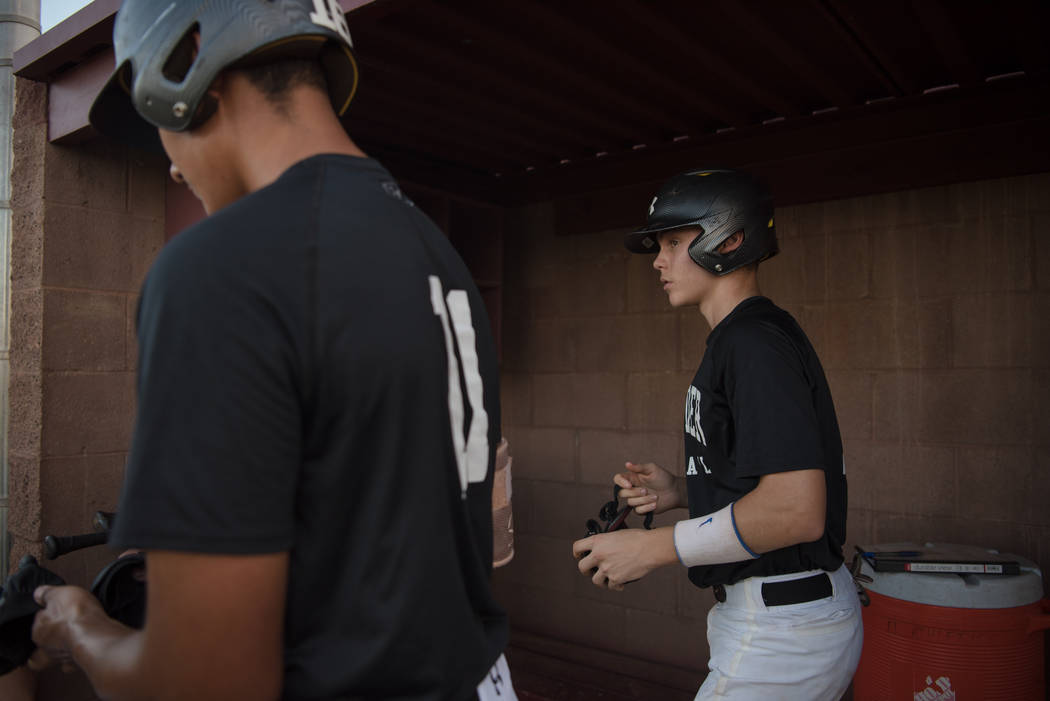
[673,502,759,567]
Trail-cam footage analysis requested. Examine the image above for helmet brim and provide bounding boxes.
[89,61,164,153]
[624,221,705,254]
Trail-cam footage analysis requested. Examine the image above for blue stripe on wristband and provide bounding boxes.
[730,502,759,558]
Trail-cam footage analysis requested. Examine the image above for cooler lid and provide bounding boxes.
[858,542,1044,609]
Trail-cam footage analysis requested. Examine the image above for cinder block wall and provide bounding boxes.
[9,77,165,591]
[493,172,1050,692]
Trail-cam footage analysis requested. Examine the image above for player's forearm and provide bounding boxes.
[68,613,150,701]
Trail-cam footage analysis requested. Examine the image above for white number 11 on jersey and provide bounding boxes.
[430,276,489,495]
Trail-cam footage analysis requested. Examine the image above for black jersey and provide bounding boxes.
[111,155,508,700]
[683,296,847,588]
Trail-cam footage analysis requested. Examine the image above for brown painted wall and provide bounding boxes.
[493,173,1050,694]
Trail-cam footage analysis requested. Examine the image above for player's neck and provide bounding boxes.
[227,80,367,195]
[698,270,761,328]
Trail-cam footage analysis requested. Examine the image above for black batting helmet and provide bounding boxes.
[89,0,360,149]
[624,169,778,276]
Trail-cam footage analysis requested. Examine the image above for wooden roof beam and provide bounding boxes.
[365,23,643,145]
[613,0,802,120]
[812,0,907,98]
[415,1,676,140]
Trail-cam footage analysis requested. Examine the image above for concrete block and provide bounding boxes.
[824,299,950,370]
[865,443,956,517]
[792,303,827,361]
[1036,213,1050,292]
[677,311,709,371]
[569,229,632,265]
[759,234,807,304]
[578,429,679,486]
[872,371,922,443]
[558,250,621,316]
[6,454,41,539]
[845,507,875,554]
[505,533,577,595]
[492,580,627,653]
[943,519,1034,561]
[8,372,42,459]
[956,445,1034,523]
[13,77,47,129]
[502,426,577,483]
[507,317,578,373]
[622,606,708,672]
[868,222,928,300]
[917,369,1032,445]
[44,140,127,212]
[534,372,626,429]
[826,370,873,442]
[827,232,871,300]
[500,315,530,372]
[799,233,829,303]
[1035,369,1050,448]
[499,372,533,428]
[127,150,168,219]
[501,281,530,321]
[576,314,677,373]
[626,251,668,313]
[676,569,716,621]
[871,513,958,546]
[943,216,1032,295]
[512,478,582,540]
[126,294,140,371]
[865,184,960,230]
[10,288,43,375]
[1029,449,1045,524]
[42,289,127,372]
[43,205,163,292]
[38,454,122,537]
[10,202,43,291]
[773,204,802,241]
[843,442,878,511]
[626,371,692,432]
[1024,172,1050,211]
[41,372,136,457]
[952,293,1032,368]
[532,373,574,427]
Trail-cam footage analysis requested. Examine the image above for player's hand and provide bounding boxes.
[572,528,672,591]
[28,585,106,672]
[613,461,680,515]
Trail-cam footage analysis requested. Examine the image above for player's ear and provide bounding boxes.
[717,230,744,254]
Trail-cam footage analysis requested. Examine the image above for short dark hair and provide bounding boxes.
[238,59,328,114]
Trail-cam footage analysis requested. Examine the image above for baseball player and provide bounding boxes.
[572,169,863,699]
[26,1,515,699]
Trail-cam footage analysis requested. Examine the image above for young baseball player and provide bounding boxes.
[572,169,863,699]
[26,1,514,699]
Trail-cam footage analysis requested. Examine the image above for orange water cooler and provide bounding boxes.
[853,543,1050,700]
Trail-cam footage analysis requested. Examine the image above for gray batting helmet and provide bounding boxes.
[89,0,359,149]
[624,169,778,275]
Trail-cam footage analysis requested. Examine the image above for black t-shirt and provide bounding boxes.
[683,296,847,588]
[111,155,508,700]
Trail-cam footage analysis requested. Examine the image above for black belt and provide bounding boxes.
[712,572,832,606]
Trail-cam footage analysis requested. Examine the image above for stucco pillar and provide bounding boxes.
[1,0,40,576]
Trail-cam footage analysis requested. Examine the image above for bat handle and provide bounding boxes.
[44,532,108,560]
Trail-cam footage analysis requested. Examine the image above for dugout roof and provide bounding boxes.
[14,0,1050,224]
